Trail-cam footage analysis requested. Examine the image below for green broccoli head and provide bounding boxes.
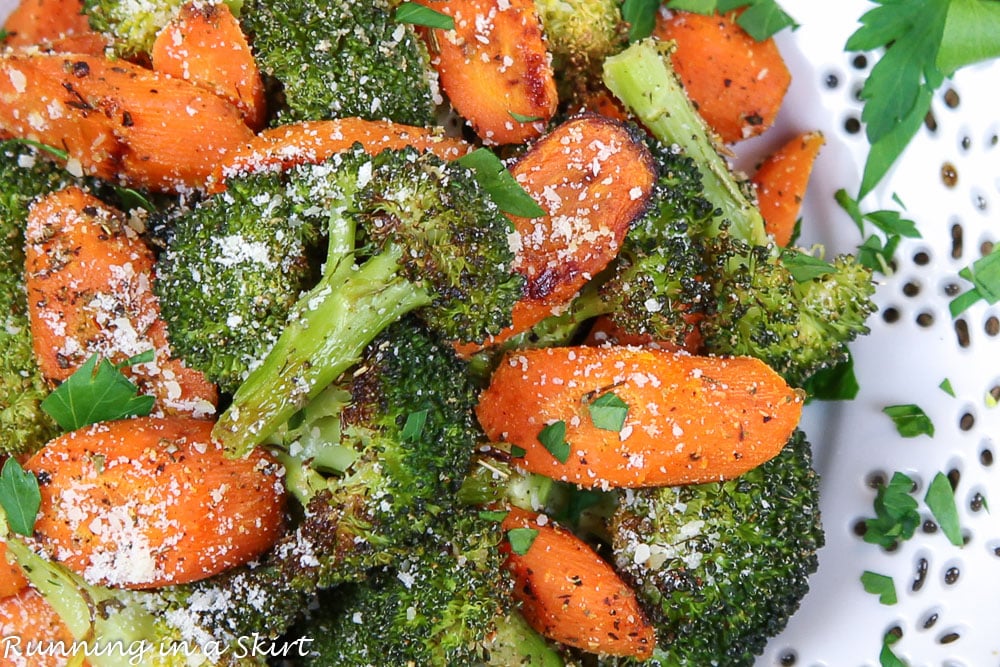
[701,242,877,388]
[81,0,243,57]
[299,506,513,666]
[240,0,437,126]
[0,144,84,456]
[266,318,482,586]
[213,147,523,453]
[535,0,626,69]
[607,430,824,667]
[154,170,323,395]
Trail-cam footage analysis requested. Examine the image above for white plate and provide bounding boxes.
[2,2,998,666]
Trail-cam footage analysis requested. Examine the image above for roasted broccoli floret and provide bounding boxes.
[299,506,563,667]
[603,39,877,387]
[155,170,323,395]
[81,0,241,57]
[535,0,626,71]
[262,318,484,586]
[0,143,83,456]
[210,147,523,453]
[240,0,438,126]
[604,430,824,667]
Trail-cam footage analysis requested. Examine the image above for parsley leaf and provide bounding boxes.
[456,148,546,218]
[479,510,509,522]
[401,409,429,442]
[861,570,898,605]
[879,630,907,667]
[40,352,156,431]
[856,234,901,275]
[622,0,661,42]
[507,527,539,555]
[0,458,41,537]
[5,138,69,161]
[509,111,543,123]
[864,472,921,549]
[836,188,917,274]
[883,404,935,438]
[949,245,1000,317]
[588,392,629,432]
[781,250,835,282]
[801,353,860,402]
[939,378,956,397]
[925,472,963,546]
[538,421,570,463]
[394,2,454,30]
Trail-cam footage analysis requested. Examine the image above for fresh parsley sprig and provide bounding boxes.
[0,458,41,537]
[847,0,1000,199]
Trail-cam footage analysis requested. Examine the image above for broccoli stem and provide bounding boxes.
[602,39,770,246]
[214,244,432,457]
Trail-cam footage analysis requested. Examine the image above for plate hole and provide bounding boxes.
[970,491,986,513]
[944,88,960,109]
[916,311,935,327]
[902,281,920,297]
[959,412,975,431]
[913,250,930,265]
[938,630,962,644]
[823,72,839,89]
[852,53,868,69]
[951,223,963,258]
[882,307,900,324]
[943,281,961,297]
[943,565,961,585]
[922,610,940,629]
[981,240,994,256]
[954,318,970,347]
[985,316,999,336]
[912,555,929,592]
[980,446,994,467]
[779,650,797,666]
[844,115,861,134]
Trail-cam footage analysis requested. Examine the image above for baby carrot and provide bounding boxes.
[2,0,108,54]
[25,416,286,589]
[151,1,267,131]
[25,187,218,418]
[0,587,85,666]
[654,9,791,143]
[0,542,28,599]
[414,0,558,145]
[502,508,655,658]
[476,346,803,488]
[752,131,826,247]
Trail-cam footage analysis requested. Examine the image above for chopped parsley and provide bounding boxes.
[0,458,41,537]
[621,0,661,41]
[949,245,1000,317]
[861,570,898,605]
[836,189,919,274]
[400,408,429,442]
[938,378,956,397]
[506,527,539,555]
[879,630,907,667]
[864,472,921,549]
[455,148,546,218]
[538,421,570,463]
[587,392,629,432]
[924,472,963,546]
[802,353,860,402]
[882,404,934,438]
[394,3,454,30]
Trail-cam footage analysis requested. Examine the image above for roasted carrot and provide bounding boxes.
[584,313,704,354]
[2,0,108,55]
[0,587,86,666]
[25,187,218,418]
[654,9,791,143]
[0,52,254,191]
[752,131,825,247]
[151,1,267,131]
[24,416,286,589]
[415,0,557,145]
[455,114,657,355]
[502,508,655,658]
[0,542,28,599]
[476,346,803,488]
[210,118,473,191]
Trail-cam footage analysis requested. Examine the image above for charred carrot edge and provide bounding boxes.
[654,9,791,143]
[415,0,557,145]
[501,508,655,658]
[476,346,803,488]
[752,131,825,247]
[2,0,108,55]
[0,52,254,192]
[583,313,704,354]
[0,587,83,666]
[0,541,29,599]
[209,118,473,192]
[25,187,218,418]
[25,416,286,589]
[455,114,656,355]
[151,1,267,131]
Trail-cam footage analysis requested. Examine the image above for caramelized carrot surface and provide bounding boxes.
[416,0,557,145]
[25,187,218,418]
[211,118,472,191]
[0,586,85,667]
[0,542,28,599]
[0,52,254,191]
[25,417,286,589]
[477,346,803,488]
[502,508,655,658]
[2,0,108,54]
[655,10,791,143]
[752,130,825,246]
[151,1,267,131]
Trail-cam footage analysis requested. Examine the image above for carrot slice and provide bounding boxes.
[24,416,286,589]
[0,52,254,191]
[210,118,473,191]
[2,0,108,55]
[0,587,86,666]
[476,346,803,488]
[654,9,791,143]
[502,508,655,658]
[415,0,557,145]
[752,131,825,247]
[457,115,656,354]
[25,187,218,418]
[0,542,29,599]
[151,1,267,131]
